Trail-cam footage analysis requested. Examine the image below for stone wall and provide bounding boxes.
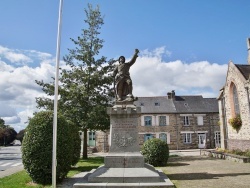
[227,139,250,151]
[95,131,109,152]
[222,62,250,150]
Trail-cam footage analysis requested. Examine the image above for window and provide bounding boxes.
[140,102,144,106]
[230,82,240,117]
[159,116,167,126]
[233,84,240,115]
[197,116,203,126]
[183,116,190,126]
[144,116,152,126]
[215,132,221,145]
[183,133,192,143]
[159,133,167,142]
[89,131,95,140]
[144,134,153,141]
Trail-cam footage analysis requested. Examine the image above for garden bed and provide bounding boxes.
[201,149,250,163]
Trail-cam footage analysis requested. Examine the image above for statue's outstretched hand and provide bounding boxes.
[135,49,139,54]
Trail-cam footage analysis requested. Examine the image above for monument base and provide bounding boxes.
[73,167,174,188]
[73,104,174,187]
[73,152,174,187]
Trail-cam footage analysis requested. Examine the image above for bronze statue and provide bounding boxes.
[113,49,139,101]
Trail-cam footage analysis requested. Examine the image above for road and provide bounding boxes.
[0,145,24,178]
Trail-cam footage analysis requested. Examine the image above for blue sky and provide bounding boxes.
[0,0,250,131]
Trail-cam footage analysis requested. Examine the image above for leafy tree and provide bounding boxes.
[0,118,5,128]
[0,118,17,146]
[36,4,114,159]
[16,129,25,144]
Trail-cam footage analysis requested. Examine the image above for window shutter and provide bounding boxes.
[197,116,203,125]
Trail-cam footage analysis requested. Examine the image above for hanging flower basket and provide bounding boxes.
[229,115,242,130]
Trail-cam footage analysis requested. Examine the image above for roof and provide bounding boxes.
[135,95,218,114]
[235,64,250,80]
[173,96,218,113]
[134,97,176,113]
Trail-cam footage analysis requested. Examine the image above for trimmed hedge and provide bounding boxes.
[141,138,169,167]
[22,111,73,185]
[70,121,81,166]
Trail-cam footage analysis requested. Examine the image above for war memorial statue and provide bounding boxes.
[113,49,139,102]
[73,49,174,187]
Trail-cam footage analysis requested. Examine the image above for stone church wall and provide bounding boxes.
[223,62,250,151]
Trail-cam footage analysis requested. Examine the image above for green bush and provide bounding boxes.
[69,121,81,166]
[245,150,250,157]
[141,138,169,167]
[22,111,73,185]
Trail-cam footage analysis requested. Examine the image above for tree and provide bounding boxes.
[16,129,25,144]
[36,4,114,159]
[0,118,17,146]
[0,118,5,128]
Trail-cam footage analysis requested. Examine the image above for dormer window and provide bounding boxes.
[155,102,160,106]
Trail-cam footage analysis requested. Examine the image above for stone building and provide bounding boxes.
[92,91,220,152]
[217,39,250,151]
[135,91,220,150]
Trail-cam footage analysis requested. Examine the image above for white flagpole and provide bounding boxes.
[52,0,63,187]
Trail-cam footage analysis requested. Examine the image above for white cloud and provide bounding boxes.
[2,116,21,124]
[131,47,228,98]
[0,46,32,65]
[0,48,56,132]
[0,45,228,132]
[0,60,15,71]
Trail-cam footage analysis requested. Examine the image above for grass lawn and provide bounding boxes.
[0,157,104,188]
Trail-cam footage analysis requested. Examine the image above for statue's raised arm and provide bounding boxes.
[128,49,139,66]
[113,49,139,102]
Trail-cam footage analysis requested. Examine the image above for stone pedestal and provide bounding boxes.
[73,102,174,187]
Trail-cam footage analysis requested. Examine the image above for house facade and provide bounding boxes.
[92,91,220,152]
[135,91,220,150]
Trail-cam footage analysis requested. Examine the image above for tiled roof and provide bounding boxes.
[135,95,218,114]
[235,64,250,80]
[134,97,176,113]
[173,96,218,113]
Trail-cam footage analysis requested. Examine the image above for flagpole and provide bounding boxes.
[52,0,63,187]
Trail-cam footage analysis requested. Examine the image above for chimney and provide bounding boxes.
[247,38,250,65]
[171,90,175,100]
[167,92,171,99]
[167,90,175,100]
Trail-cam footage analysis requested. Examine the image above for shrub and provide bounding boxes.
[245,150,250,157]
[22,111,73,185]
[141,138,169,167]
[231,149,244,156]
[69,121,81,166]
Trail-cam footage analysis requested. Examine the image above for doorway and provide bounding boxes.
[198,133,206,148]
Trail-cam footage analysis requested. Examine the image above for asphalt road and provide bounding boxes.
[0,145,23,178]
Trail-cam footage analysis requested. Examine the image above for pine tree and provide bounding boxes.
[36,4,114,159]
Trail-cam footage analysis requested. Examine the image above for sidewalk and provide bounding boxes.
[0,165,23,178]
[59,150,250,188]
[164,155,250,188]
